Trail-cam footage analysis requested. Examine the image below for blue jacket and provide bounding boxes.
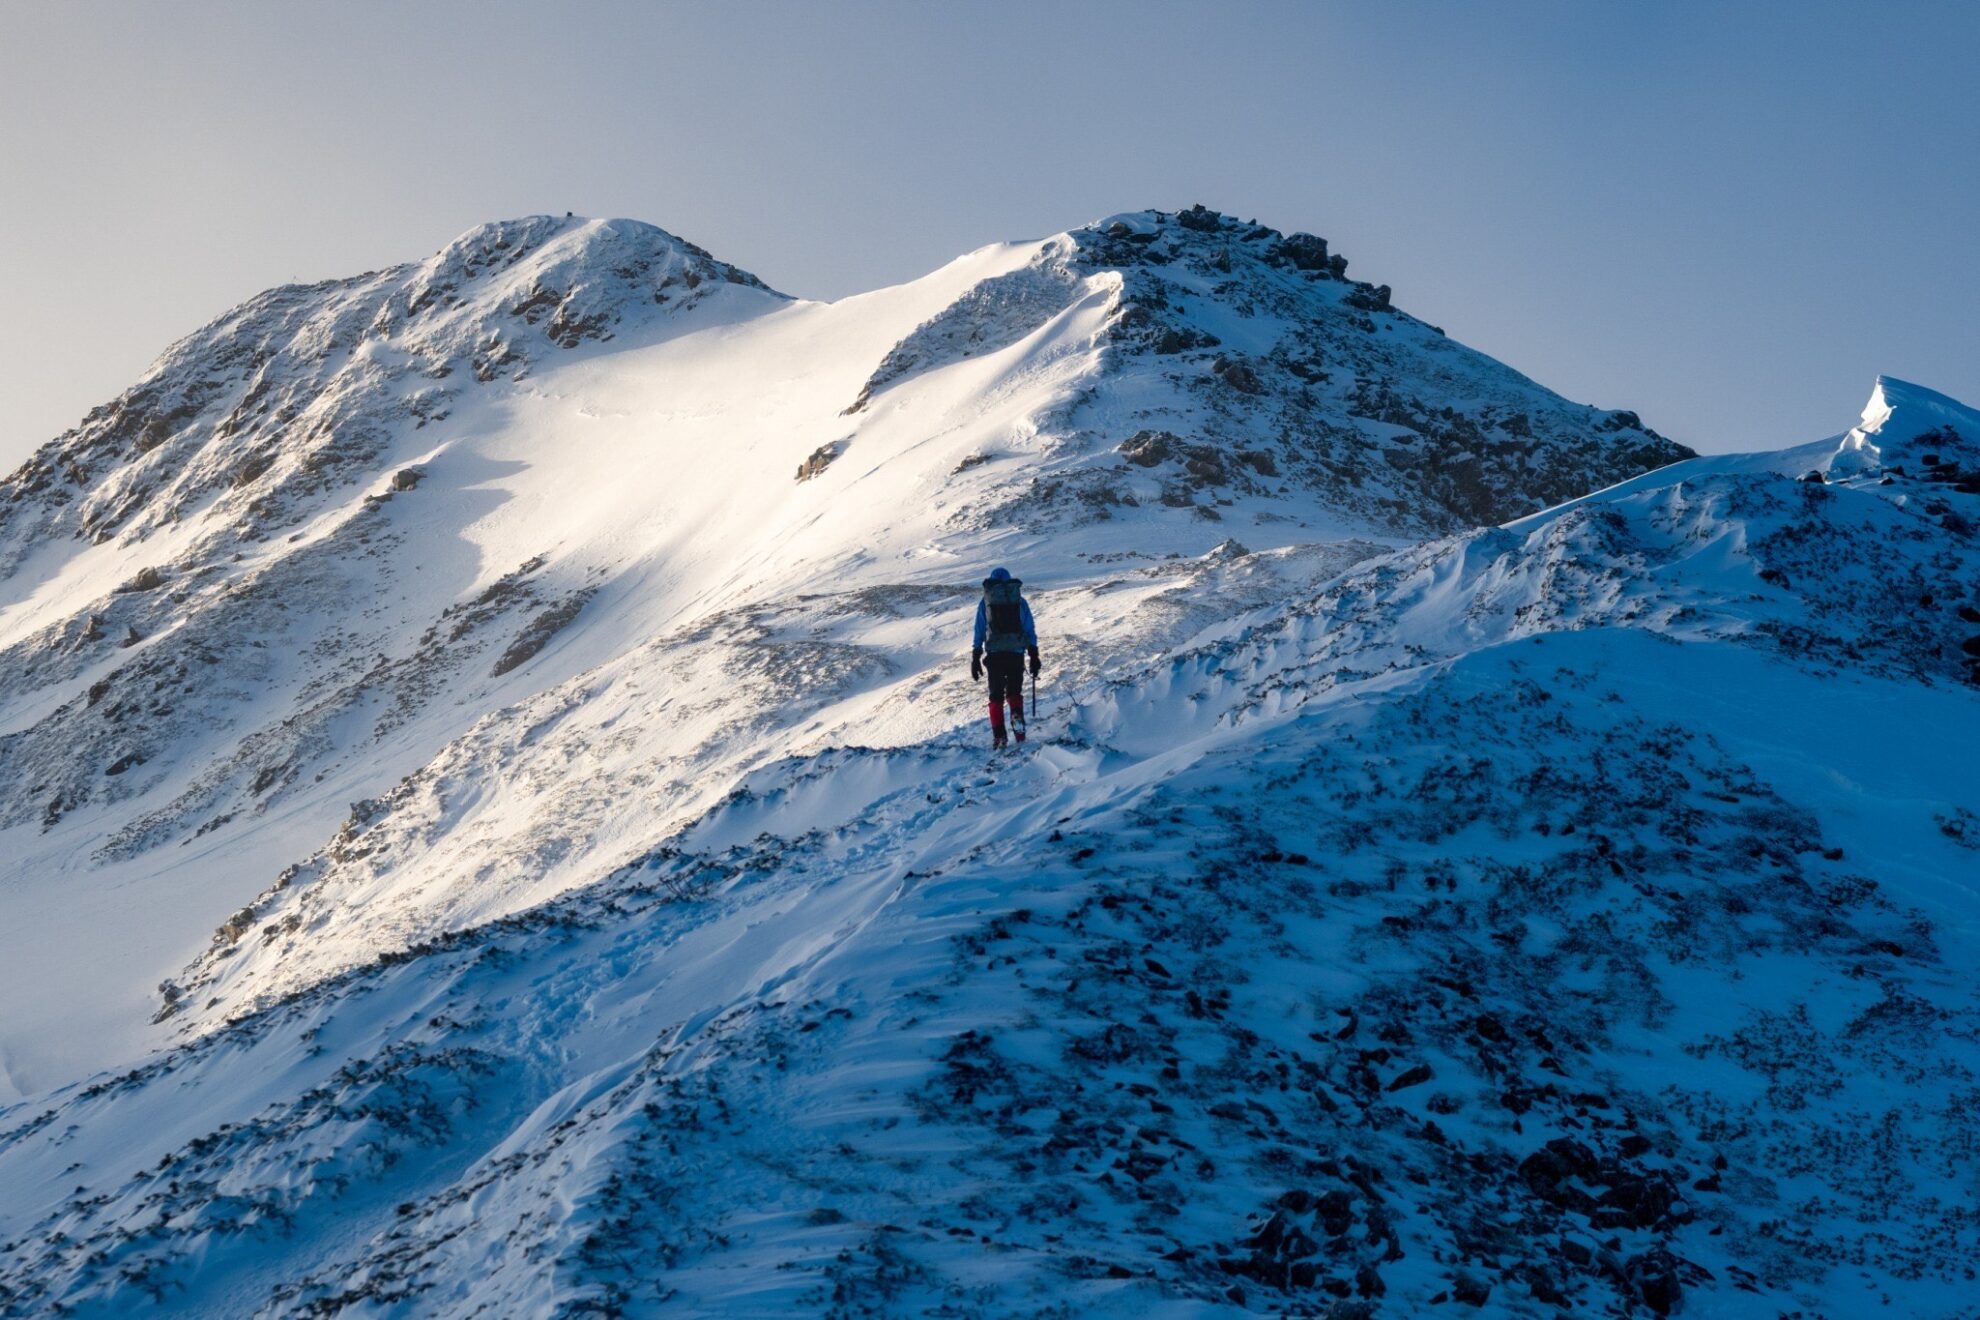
[973,595,1037,651]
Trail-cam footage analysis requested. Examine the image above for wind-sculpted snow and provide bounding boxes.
[159,548,1378,1035]
[1829,375,1980,478]
[844,258,1093,413]
[2,449,1976,1312]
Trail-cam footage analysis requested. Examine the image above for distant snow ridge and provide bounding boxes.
[2,206,1977,1317]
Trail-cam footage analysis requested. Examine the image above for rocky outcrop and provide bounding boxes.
[847,204,1689,539]
[795,439,849,482]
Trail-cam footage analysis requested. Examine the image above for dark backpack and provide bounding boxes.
[982,577,1027,653]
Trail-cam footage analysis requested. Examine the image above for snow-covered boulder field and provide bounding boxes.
[1,209,1976,1317]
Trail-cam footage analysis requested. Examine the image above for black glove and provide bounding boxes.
[970,648,983,682]
[1027,647,1041,677]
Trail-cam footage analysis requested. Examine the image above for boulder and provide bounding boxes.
[1213,356,1264,394]
[1276,233,1331,271]
[796,439,849,483]
[1176,204,1225,232]
[1451,1271,1491,1306]
[1385,1062,1433,1091]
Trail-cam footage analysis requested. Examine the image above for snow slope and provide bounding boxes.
[0,207,1684,1095]
[1,375,1976,1317]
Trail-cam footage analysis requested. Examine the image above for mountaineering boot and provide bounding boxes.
[1009,692,1026,744]
[993,728,1008,750]
[988,699,1007,750]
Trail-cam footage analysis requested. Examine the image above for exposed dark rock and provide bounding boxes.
[1176,204,1225,233]
[1386,1062,1433,1091]
[1345,283,1393,312]
[231,454,274,489]
[1628,1251,1684,1316]
[1519,1138,1599,1210]
[1152,325,1219,355]
[1212,356,1265,394]
[1315,1189,1355,1237]
[1275,233,1331,272]
[116,566,165,594]
[490,591,593,677]
[1595,1173,1685,1230]
[797,440,849,483]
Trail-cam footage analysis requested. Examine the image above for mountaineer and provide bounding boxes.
[970,567,1041,749]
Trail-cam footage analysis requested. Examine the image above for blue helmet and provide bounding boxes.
[987,566,1012,581]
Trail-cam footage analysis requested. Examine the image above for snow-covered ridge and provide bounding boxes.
[1506,370,1980,536]
[0,378,1975,1316]
[846,203,1690,535]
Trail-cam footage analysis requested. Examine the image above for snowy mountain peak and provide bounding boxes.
[1070,203,1359,284]
[1830,373,1980,475]
[0,214,783,570]
[841,202,1690,538]
[396,212,784,340]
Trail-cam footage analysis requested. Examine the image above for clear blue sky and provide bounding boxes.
[3,0,1975,464]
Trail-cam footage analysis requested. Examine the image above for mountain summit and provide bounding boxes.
[1,214,780,573]
[844,203,1688,535]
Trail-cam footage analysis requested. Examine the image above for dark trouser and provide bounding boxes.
[984,652,1026,734]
